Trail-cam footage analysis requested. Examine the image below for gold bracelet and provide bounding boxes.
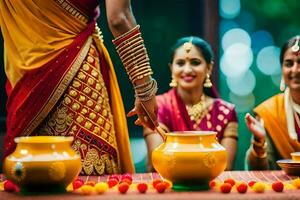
[124,53,148,69]
[127,62,150,75]
[132,71,153,83]
[128,66,150,77]
[115,33,142,50]
[251,146,267,158]
[113,25,140,44]
[117,38,143,55]
[119,43,144,60]
[131,69,152,81]
[252,138,267,148]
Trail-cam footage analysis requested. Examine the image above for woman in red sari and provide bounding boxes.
[0,0,159,175]
[144,36,238,171]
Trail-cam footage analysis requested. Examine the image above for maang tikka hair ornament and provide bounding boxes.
[183,37,193,53]
[291,36,300,53]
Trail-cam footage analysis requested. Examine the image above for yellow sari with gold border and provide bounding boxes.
[1,0,134,174]
[254,93,300,158]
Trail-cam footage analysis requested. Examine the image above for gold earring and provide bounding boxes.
[204,74,212,88]
[169,78,177,87]
[280,77,285,92]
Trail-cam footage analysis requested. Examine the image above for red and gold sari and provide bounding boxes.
[156,89,238,141]
[0,0,134,175]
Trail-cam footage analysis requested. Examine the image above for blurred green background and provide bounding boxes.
[0,0,299,172]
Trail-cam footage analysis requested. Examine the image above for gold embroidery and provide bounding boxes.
[94,105,101,112]
[69,90,77,97]
[83,87,92,94]
[86,100,94,107]
[89,112,96,120]
[36,42,119,175]
[38,106,73,136]
[91,92,98,100]
[71,103,80,111]
[54,0,88,23]
[72,80,81,88]
[64,96,72,105]
[83,63,90,71]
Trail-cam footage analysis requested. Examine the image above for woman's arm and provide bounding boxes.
[221,122,238,170]
[105,0,158,130]
[105,0,136,36]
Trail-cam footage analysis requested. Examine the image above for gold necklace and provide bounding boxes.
[186,95,206,122]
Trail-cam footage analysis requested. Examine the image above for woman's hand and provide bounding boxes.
[245,113,266,141]
[127,96,158,130]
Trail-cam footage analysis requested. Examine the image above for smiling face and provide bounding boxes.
[170,44,212,91]
[282,47,300,91]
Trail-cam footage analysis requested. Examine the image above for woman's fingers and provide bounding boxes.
[245,113,255,124]
[134,118,142,126]
[127,108,137,117]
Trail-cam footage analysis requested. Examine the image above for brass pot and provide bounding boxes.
[3,136,81,192]
[152,131,227,190]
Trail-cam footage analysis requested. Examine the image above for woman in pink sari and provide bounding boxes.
[0,0,158,175]
[144,36,238,171]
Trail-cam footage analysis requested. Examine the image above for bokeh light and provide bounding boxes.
[219,19,240,36]
[220,43,253,77]
[226,69,256,96]
[222,28,251,51]
[251,30,274,54]
[235,10,255,33]
[256,46,281,75]
[271,73,282,89]
[219,0,241,19]
[229,92,256,113]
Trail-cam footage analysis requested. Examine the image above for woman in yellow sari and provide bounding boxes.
[245,35,300,170]
[0,0,158,175]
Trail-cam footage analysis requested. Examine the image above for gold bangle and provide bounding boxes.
[128,66,150,77]
[119,43,144,60]
[124,53,148,69]
[131,69,152,81]
[132,71,153,83]
[251,146,267,158]
[252,138,267,148]
[113,25,140,44]
[117,37,143,54]
[127,62,150,75]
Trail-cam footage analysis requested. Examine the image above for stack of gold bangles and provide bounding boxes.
[112,25,157,101]
[251,138,267,158]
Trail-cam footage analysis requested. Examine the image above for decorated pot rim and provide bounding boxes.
[14,136,74,143]
[291,152,300,156]
[164,131,217,136]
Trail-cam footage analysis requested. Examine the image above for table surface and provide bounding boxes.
[1,171,300,200]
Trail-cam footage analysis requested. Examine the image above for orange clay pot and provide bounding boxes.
[152,131,227,190]
[3,136,81,192]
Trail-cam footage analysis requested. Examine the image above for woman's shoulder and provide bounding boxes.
[256,93,284,110]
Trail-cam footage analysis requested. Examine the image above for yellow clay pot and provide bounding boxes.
[3,136,81,192]
[152,131,227,190]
